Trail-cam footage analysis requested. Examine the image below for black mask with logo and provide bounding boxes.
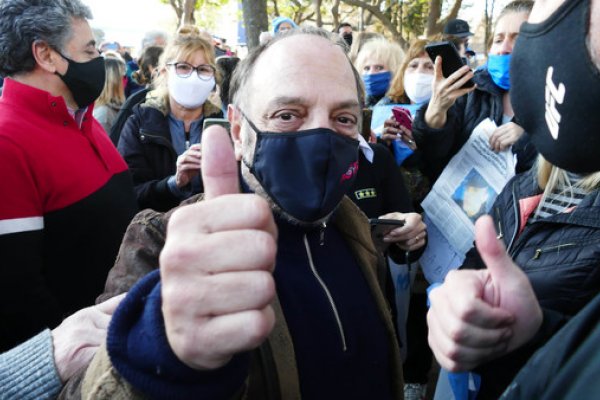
[511,0,600,173]
[56,53,106,109]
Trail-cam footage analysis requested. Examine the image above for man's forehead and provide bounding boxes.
[252,35,354,84]
[248,35,358,109]
[67,18,95,49]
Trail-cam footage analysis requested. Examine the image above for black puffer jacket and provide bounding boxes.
[463,168,600,399]
[412,69,537,183]
[117,95,222,212]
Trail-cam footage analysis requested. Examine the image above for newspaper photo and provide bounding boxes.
[420,118,516,282]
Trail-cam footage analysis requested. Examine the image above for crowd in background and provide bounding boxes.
[1,0,600,399]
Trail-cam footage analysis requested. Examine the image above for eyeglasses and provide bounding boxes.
[167,62,215,80]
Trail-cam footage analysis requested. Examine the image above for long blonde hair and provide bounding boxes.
[536,155,600,211]
[354,38,404,79]
[96,52,126,107]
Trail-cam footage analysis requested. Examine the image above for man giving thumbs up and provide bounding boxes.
[76,27,405,400]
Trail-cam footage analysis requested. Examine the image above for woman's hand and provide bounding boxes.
[382,117,417,150]
[425,56,476,129]
[175,143,202,188]
[489,122,525,152]
[379,212,427,251]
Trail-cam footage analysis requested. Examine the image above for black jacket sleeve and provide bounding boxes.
[117,113,180,211]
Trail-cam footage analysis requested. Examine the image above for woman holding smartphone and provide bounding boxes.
[412,0,537,184]
[117,26,223,212]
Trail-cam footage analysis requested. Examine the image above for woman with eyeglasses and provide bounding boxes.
[117,26,223,212]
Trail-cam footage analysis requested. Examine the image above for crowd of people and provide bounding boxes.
[1,0,600,399]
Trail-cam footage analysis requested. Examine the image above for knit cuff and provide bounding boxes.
[108,270,249,400]
[0,329,62,400]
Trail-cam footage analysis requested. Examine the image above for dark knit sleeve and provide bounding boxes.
[107,270,250,400]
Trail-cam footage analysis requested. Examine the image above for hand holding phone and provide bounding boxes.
[425,41,474,88]
[369,218,406,241]
[391,106,413,132]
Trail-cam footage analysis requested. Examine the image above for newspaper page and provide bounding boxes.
[420,118,516,281]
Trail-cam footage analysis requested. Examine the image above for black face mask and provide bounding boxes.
[56,53,106,109]
[342,33,353,47]
[511,0,600,173]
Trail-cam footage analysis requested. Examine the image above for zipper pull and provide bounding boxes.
[533,249,542,260]
[319,222,327,246]
[185,140,190,150]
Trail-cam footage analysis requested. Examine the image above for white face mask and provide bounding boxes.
[168,69,215,109]
[403,72,433,104]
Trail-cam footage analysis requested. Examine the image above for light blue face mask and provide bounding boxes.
[487,54,512,90]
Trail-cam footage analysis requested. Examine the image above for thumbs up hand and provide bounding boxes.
[427,215,543,372]
[160,126,278,370]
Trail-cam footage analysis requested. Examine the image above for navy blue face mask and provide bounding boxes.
[362,71,392,97]
[242,116,359,223]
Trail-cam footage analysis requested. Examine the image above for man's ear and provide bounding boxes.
[228,104,243,161]
[31,40,60,74]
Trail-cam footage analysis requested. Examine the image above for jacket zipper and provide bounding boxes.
[495,206,504,240]
[506,181,520,253]
[302,234,348,352]
[532,242,577,260]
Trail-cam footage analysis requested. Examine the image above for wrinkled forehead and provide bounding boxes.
[248,35,359,107]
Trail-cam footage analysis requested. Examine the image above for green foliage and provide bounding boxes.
[403,0,430,38]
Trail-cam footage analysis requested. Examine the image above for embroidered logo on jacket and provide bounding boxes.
[354,188,377,200]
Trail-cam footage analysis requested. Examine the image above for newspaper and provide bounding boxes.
[420,118,516,281]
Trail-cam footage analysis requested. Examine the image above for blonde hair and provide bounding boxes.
[348,31,384,64]
[354,38,404,79]
[96,52,126,107]
[536,155,600,213]
[387,39,430,104]
[153,25,218,107]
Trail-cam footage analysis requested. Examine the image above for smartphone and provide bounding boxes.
[203,117,230,132]
[391,106,413,132]
[361,108,373,141]
[369,218,406,241]
[425,41,474,88]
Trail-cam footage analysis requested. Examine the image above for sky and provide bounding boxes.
[83,0,177,52]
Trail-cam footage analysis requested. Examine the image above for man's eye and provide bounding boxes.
[337,116,356,125]
[277,113,295,121]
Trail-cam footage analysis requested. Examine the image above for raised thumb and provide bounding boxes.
[475,215,520,304]
[201,125,240,200]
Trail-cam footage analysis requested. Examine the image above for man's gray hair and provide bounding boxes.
[0,0,92,76]
[229,26,365,111]
[141,30,168,50]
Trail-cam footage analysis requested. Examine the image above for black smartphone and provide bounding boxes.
[361,108,372,141]
[369,218,405,241]
[203,117,230,132]
[425,41,474,88]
